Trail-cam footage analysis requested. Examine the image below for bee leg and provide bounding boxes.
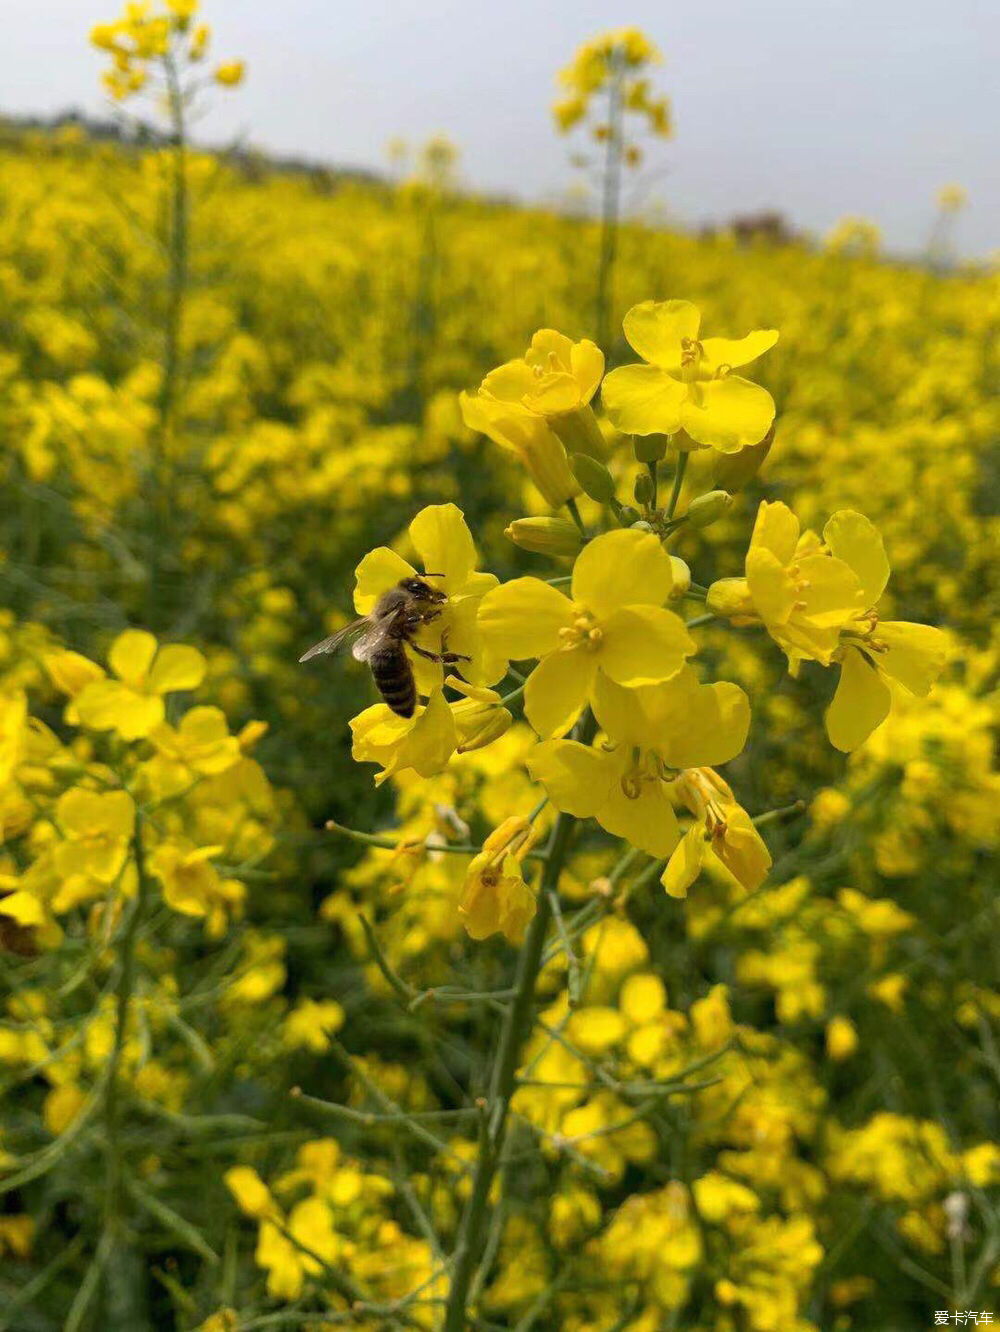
[409,643,471,665]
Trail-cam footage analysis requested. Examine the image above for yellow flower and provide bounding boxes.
[528,668,749,858]
[54,787,135,883]
[478,528,693,738]
[709,500,865,669]
[826,1015,859,1061]
[282,999,345,1053]
[458,816,539,943]
[477,329,607,458]
[821,511,950,751]
[73,629,206,740]
[350,689,457,786]
[143,706,243,797]
[353,503,503,692]
[225,1166,275,1220]
[214,60,245,87]
[148,842,245,936]
[662,769,771,897]
[459,391,580,508]
[601,300,778,452]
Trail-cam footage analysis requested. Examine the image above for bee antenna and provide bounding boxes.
[423,572,446,578]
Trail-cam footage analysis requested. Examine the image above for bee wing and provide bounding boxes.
[299,618,371,663]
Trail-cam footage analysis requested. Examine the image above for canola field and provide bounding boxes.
[0,10,998,1332]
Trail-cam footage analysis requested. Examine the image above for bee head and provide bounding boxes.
[400,576,447,604]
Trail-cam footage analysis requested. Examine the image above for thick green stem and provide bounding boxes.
[442,810,577,1330]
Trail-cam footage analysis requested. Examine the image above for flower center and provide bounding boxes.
[557,606,603,652]
[679,337,705,382]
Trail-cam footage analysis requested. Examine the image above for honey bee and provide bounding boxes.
[299,576,469,718]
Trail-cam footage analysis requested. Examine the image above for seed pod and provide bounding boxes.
[505,517,583,557]
[712,426,774,491]
[686,490,733,529]
[633,471,655,506]
[570,453,617,504]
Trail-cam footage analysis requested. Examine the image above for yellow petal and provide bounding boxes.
[634,669,750,769]
[600,363,686,437]
[569,338,605,403]
[699,329,779,374]
[714,810,772,891]
[823,511,890,607]
[44,649,104,698]
[109,628,158,687]
[481,358,537,403]
[408,503,477,592]
[745,548,797,624]
[590,672,648,747]
[147,644,206,695]
[622,299,700,368]
[354,547,416,615]
[876,622,950,696]
[526,740,615,818]
[599,606,694,686]
[74,679,164,739]
[571,528,673,617]
[0,891,46,927]
[597,771,680,858]
[524,648,595,738]
[477,578,572,660]
[388,689,458,780]
[795,553,864,627]
[662,828,705,898]
[825,647,891,751]
[680,376,775,453]
[750,501,800,565]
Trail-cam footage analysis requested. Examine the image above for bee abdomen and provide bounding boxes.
[370,644,416,718]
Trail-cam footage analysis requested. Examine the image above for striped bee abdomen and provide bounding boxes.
[369,642,417,718]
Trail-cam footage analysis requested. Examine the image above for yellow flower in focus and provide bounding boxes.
[73,629,206,740]
[478,528,693,738]
[821,510,950,751]
[478,329,606,458]
[353,503,503,692]
[459,816,539,944]
[662,769,771,897]
[350,690,458,787]
[214,60,245,87]
[459,390,580,508]
[709,500,865,670]
[528,667,749,857]
[601,300,778,452]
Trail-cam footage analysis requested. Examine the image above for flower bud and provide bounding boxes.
[711,427,774,491]
[667,556,691,598]
[457,707,513,753]
[505,517,583,557]
[633,472,655,506]
[633,432,668,463]
[617,504,641,526]
[686,490,733,529]
[570,453,617,504]
[706,577,754,619]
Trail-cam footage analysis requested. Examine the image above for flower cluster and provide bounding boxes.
[552,28,672,161]
[91,0,244,101]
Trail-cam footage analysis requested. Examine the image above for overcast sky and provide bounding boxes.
[4,0,997,257]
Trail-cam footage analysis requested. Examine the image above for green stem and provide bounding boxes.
[442,808,578,1330]
[665,451,689,520]
[103,814,149,1231]
[595,51,625,354]
[565,496,587,537]
[646,460,658,510]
